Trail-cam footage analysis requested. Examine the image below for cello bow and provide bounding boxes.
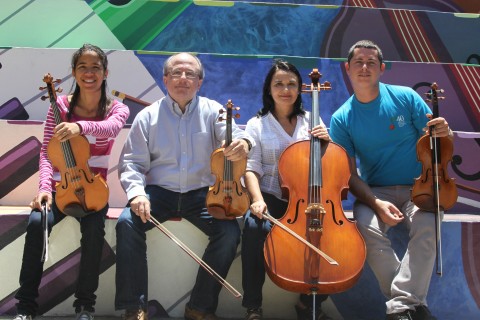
[262,211,338,265]
[149,216,242,299]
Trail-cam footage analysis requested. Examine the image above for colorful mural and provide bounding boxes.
[0,0,479,319]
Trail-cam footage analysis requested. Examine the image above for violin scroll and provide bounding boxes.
[39,74,63,102]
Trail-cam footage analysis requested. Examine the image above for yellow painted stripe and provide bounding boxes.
[193,0,235,7]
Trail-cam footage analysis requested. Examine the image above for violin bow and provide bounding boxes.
[149,216,242,298]
[262,211,339,265]
[427,83,444,276]
[40,202,48,262]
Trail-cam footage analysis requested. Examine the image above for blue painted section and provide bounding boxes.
[333,221,480,320]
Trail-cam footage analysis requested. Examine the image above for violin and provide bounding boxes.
[40,74,109,217]
[411,82,458,275]
[206,100,250,219]
[264,69,366,294]
[412,83,458,212]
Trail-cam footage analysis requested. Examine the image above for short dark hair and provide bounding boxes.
[257,59,305,119]
[347,40,384,65]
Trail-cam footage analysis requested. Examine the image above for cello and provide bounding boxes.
[40,73,109,217]
[264,69,366,295]
[206,99,251,219]
[411,82,458,275]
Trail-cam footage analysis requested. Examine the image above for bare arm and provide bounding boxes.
[245,170,266,219]
[348,157,404,226]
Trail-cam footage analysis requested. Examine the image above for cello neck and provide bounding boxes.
[301,69,331,201]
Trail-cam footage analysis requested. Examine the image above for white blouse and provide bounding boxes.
[245,111,324,200]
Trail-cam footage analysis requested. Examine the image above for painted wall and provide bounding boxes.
[0,0,479,319]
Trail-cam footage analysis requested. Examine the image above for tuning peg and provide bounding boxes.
[234,114,240,119]
[56,87,63,93]
[40,95,49,101]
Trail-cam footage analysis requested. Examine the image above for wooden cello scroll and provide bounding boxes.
[40,73,109,217]
[264,69,366,295]
[206,100,251,220]
[411,82,458,275]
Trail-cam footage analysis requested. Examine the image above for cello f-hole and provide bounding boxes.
[287,198,304,224]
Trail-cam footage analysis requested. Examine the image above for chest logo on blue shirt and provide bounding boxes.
[389,115,405,130]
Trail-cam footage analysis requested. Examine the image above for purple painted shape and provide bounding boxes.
[0,98,29,120]
[0,214,29,250]
[0,136,41,198]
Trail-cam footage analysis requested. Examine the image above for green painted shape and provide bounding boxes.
[0,0,124,49]
[90,0,192,50]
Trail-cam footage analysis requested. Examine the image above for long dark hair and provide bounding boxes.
[257,59,305,120]
[68,43,109,120]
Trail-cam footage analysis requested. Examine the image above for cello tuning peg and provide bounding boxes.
[56,87,63,93]
[40,95,48,101]
[234,106,240,111]
[39,86,46,90]
[234,114,241,119]
[219,109,225,114]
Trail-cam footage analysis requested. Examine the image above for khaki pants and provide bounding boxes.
[354,185,439,314]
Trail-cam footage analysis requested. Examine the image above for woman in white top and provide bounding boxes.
[241,60,332,320]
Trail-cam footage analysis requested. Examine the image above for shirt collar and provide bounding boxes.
[166,94,198,116]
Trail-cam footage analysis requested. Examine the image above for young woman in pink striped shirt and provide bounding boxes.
[13,44,129,320]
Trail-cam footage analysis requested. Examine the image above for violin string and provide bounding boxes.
[224,156,230,195]
[61,140,80,191]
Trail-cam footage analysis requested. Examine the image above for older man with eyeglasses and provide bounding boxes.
[114,52,254,320]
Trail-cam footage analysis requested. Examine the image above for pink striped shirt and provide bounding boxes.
[38,95,129,194]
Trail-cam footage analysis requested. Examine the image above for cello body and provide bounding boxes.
[263,69,366,295]
[264,140,366,294]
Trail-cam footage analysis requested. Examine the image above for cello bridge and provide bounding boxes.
[305,203,326,233]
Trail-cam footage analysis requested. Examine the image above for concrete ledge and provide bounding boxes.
[1,206,480,319]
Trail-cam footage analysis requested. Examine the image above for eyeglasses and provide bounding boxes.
[168,69,199,79]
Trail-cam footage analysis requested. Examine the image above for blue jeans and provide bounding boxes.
[15,196,108,316]
[115,185,240,313]
[241,192,327,309]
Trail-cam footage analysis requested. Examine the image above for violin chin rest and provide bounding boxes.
[62,203,97,218]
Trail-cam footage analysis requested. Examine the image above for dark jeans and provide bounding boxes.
[114,185,241,313]
[15,196,108,316]
[241,192,328,309]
